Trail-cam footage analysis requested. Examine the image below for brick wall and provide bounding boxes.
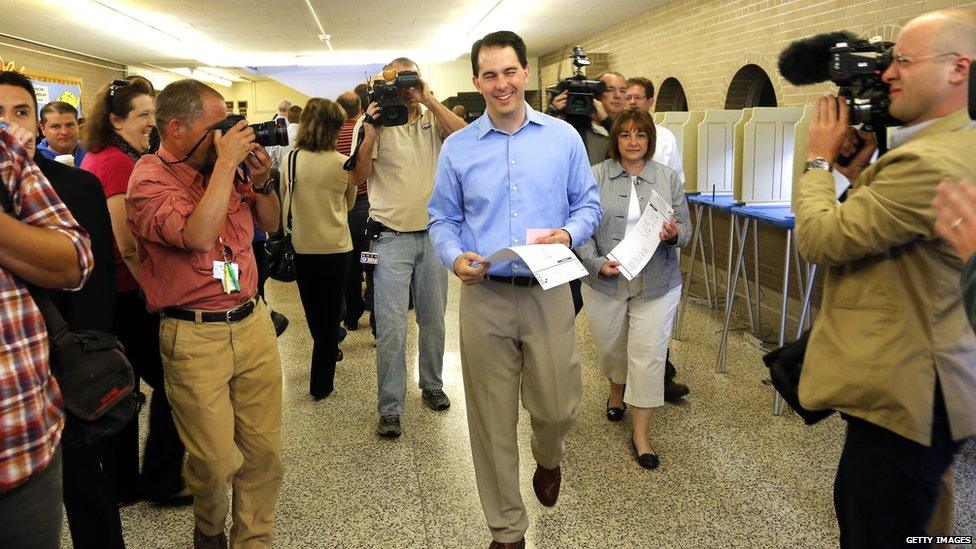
[0,35,125,116]
[538,0,976,338]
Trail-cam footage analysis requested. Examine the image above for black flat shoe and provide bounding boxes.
[631,437,659,470]
[606,395,626,422]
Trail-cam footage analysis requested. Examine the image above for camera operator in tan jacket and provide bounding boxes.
[793,9,976,547]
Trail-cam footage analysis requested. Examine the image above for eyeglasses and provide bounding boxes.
[625,95,647,102]
[891,51,959,68]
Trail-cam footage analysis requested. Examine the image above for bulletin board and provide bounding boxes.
[25,70,84,117]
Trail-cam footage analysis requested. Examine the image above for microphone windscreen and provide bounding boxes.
[778,31,859,85]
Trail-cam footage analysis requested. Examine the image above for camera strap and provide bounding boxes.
[342,124,367,172]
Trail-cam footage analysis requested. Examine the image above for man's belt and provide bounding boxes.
[162,299,256,323]
[381,226,427,235]
[485,274,538,287]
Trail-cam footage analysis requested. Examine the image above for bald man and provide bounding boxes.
[274,99,291,121]
[793,8,976,546]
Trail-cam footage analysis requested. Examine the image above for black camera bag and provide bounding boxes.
[762,329,834,425]
[31,288,141,449]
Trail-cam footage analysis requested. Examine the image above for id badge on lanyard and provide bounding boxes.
[212,236,241,293]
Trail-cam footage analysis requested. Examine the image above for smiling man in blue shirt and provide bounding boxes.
[428,30,601,549]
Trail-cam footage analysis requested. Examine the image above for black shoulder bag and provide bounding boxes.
[0,181,139,448]
[263,149,298,282]
[32,290,141,448]
[762,329,834,425]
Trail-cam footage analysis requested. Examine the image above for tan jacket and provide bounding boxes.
[795,108,976,445]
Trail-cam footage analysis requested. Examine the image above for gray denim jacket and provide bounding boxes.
[574,158,691,298]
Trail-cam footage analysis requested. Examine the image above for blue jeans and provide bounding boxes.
[373,231,447,415]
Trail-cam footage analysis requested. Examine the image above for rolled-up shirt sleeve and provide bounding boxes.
[14,149,92,291]
[428,149,465,270]
[126,176,197,250]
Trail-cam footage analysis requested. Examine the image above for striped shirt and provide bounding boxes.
[0,130,93,492]
[337,118,367,197]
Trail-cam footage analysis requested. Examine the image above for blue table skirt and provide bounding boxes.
[730,205,795,230]
[687,193,738,213]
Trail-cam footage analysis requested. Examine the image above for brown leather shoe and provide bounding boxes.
[488,538,525,549]
[193,527,227,549]
[532,463,561,507]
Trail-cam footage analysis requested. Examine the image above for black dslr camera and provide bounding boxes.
[212,115,289,147]
[547,46,607,116]
[778,32,900,131]
[367,69,420,127]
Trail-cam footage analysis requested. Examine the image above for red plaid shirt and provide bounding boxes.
[0,130,93,492]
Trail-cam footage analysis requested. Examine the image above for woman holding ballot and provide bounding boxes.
[574,108,690,470]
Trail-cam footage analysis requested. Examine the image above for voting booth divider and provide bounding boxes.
[660,105,819,415]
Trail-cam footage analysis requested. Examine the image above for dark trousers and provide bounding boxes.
[835,384,963,548]
[253,240,269,300]
[63,440,125,548]
[345,195,371,324]
[296,252,351,398]
[0,449,63,549]
[115,290,185,499]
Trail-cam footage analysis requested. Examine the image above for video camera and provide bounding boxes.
[547,46,607,117]
[366,69,420,127]
[212,115,289,147]
[778,31,901,131]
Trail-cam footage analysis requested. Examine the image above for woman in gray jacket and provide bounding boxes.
[575,109,691,469]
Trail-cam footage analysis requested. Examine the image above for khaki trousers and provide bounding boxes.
[459,280,582,542]
[159,299,283,548]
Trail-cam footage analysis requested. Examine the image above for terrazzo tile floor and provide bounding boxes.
[65,277,976,548]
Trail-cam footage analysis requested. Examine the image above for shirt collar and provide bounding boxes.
[157,143,207,186]
[607,158,656,183]
[890,108,975,149]
[476,102,546,139]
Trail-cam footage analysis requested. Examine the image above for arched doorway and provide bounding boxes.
[724,64,777,109]
[655,77,688,112]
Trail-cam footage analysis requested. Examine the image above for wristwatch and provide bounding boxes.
[253,177,274,195]
[805,157,832,173]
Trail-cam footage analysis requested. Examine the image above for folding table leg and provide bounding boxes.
[773,229,793,416]
[716,216,750,373]
[675,203,705,339]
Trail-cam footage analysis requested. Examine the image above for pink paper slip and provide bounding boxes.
[526,228,551,244]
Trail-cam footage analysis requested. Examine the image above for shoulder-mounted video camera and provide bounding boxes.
[212,114,289,147]
[778,32,901,131]
[366,69,420,127]
[546,46,607,117]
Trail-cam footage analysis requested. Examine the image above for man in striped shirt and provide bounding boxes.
[0,120,94,548]
[336,90,371,332]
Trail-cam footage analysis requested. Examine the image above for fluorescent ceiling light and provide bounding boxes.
[50,0,227,66]
[169,67,233,88]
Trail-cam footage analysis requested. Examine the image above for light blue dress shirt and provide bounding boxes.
[428,103,602,277]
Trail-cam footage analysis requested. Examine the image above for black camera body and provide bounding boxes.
[828,38,901,129]
[367,70,420,127]
[779,32,901,131]
[214,115,289,147]
[547,46,606,116]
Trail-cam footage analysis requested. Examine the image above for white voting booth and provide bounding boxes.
[661,110,704,191]
[735,107,805,205]
[695,110,743,194]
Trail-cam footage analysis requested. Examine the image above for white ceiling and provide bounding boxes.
[1,0,668,67]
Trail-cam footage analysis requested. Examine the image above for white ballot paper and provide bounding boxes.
[483,244,588,290]
[606,189,674,281]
